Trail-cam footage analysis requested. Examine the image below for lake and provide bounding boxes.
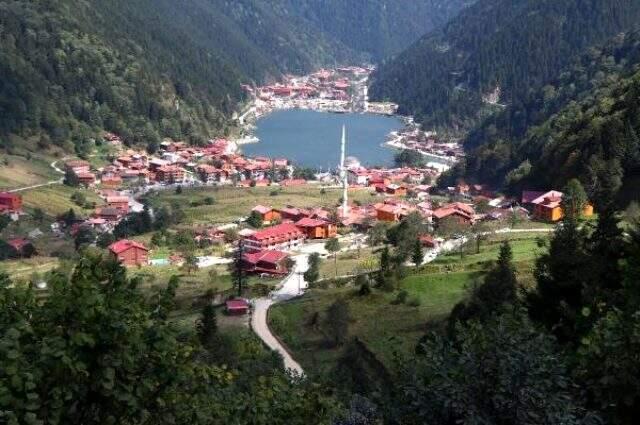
[242,109,403,169]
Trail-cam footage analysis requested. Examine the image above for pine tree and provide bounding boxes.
[528,214,589,343]
[412,238,424,266]
[197,303,218,349]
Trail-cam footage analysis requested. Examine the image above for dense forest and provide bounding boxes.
[274,0,475,62]
[0,0,471,154]
[440,29,640,205]
[370,0,640,134]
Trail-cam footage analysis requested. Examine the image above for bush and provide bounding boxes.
[407,297,421,307]
[358,282,371,296]
[204,196,215,205]
[393,290,409,305]
[269,190,279,197]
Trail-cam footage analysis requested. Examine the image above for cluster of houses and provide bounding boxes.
[245,66,396,116]
[385,124,465,166]
[64,139,294,191]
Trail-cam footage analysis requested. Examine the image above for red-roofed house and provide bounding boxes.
[106,196,130,213]
[156,166,185,184]
[433,203,475,226]
[252,205,281,223]
[243,223,305,252]
[75,172,96,186]
[241,250,290,276]
[64,159,91,174]
[295,217,337,239]
[226,299,250,315]
[419,235,438,249]
[101,175,123,189]
[528,190,594,222]
[108,240,149,266]
[375,201,416,222]
[0,192,22,212]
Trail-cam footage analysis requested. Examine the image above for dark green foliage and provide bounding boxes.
[449,29,640,198]
[332,395,380,425]
[449,241,518,331]
[0,253,345,424]
[371,0,640,134]
[411,238,424,266]
[576,309,640,425]
[63,169,79,187]
[304,253,321,285]
[0,215,10,232]
[387,213,429,261]
[278,0,472,62]
[325,299,351,347]
[394,150,425,168]
[96,232,115,249]
[60,208,77,227]
[561,179,588,220]
[528,215,590,343]
[246,210,264,229]
[397,312,596,424]
[74,225,96,250]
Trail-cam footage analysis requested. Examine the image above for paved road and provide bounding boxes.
[251,254,309,376]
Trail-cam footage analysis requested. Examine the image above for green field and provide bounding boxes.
[0,153,60,190]
[147,185,377,224]
[318,247,379,279]
[0,257,60,281]
[269,233,546,374]
[21,185,102,217]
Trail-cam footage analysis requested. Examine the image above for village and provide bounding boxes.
[0,111,599,377]
[0,127,593,289]
[0,65,597,373]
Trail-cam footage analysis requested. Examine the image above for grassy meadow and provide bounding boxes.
[269,232,547,375]
[146,185,376,224]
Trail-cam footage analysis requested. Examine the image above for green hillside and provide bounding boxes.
[441,30,640,205]
[370,0,640,133]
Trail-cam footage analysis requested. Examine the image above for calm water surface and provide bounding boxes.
[242,109,403,169]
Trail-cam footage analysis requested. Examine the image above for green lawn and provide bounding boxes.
[147,185,376,224]
[269,233,546,375]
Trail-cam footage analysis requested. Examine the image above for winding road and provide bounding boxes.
[251,254,309,376]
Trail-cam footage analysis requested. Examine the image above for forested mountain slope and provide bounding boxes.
[0,0,473,154]
[370,0,640,133]
[441,30,640,205]
[277,0,475,61]
[0,0,362,153]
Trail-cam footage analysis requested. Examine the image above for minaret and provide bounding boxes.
[339,125,349,216]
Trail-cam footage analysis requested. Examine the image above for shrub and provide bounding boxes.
[204,196,215,205]
[393,290,409,305]
[407,297,421,307]
[358,282,371,296]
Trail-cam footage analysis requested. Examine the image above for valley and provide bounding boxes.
[1,1,640,424]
